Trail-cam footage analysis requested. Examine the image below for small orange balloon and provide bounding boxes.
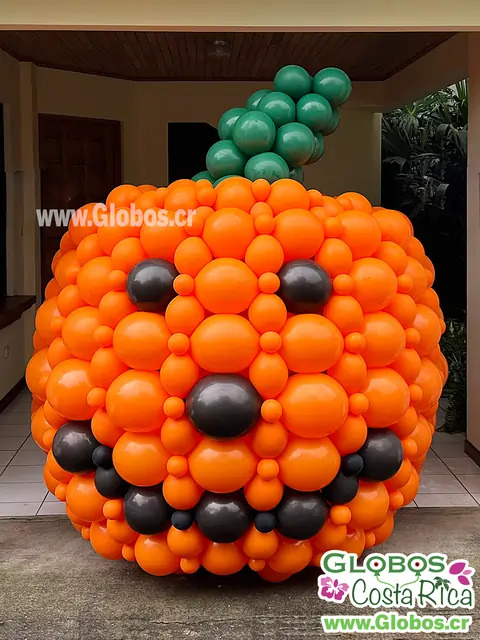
[350,258,397,313]
[202,542,247,575]
[328,353,367,394]
[248,294,287,333]
[62,306,102,360]
[165,295,205,335]
[315,238,353,278]
[90,521,124,560]
[267,179,310,215]
[324,295,363,335]
[77,256,114,307]
[348,481,390,530]
[174,237,212,277]
[245,235,284,276]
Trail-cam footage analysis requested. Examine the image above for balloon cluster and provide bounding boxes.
[26,175,447,581]
[193,65,352,186]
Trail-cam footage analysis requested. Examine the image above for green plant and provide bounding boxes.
[439,319,466,433]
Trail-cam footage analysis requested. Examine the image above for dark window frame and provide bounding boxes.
[0,104,6,301]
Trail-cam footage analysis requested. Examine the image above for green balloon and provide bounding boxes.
[246,89,271,111]
[274,65,312,101]
[244,152,290,183]
[218,107,248,140]
[232,111,276,156]
[289,166,304,183]
[322,107,340,136]
[296,93,333,132]
[206,140,247,179]
[313,68,352,107]
[273,122,315,167]
[304,132,325,165]
[257,91,296,128]
[192,170,215,183]
[213,175,238,187]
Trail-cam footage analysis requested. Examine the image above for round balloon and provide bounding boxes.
[52,422,99,474]
[195,491,252,543]
[126,259,178,313]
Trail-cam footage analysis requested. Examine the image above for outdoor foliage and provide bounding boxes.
[382,82,467,432]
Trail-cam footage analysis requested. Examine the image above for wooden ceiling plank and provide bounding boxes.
[73,32,108,72]
[144,32,168,78]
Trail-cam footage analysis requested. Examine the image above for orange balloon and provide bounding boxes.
[278,374,348,438]
[203,207,255,259]
[107,184,142,208]
[328,353,367,394]
[54,250,81,289]
[316,238,353,278]
[113,431,169,486]
[90,521,124,560]
[106,370,167,433]
[195,258,258,314]
[174,237,212,277]
[280,315,343,373]
[251,420,288,458]
[189,439,256,492]
[362,312,406,367]
[374,241,408,275]
[164,296,205,335]
[249,352,288,399]
[135,535,180,576]
[404,257,428,302]
[391,348,422,384]
[245,475,283,510]
[337,210,381,259]
[245,235,284,276]
[113,312,171,370]
[62,306,101,360]
[98,290,136,328]
[26,348,52,402]
[77,256,114,307]
[106,518,138,545]
[162,474,203,510]
[273,209,323,261]
[268,539,312,575]
[414,358,443,413]
[35,297,62,346]
[46,358,94,421]
[215,178,256,211]
[167,523,203,557]
[372,209,412,248]
[362,368,410,428]
[191,315,259,373]
[91,408,125,447]
[413,304,441,357]
[350,258,397,313]
[111,237,147,273]
[267,179,310,215]
[139,211,188,262]
[160,354,200,398]
[161,417,200,455]
[400,466,420,506]
[76,234,105,266]
[66,475,107,523]
[278,435,340,491]
[385,293,417,328]
[248,294,287,333]
[47,337,71,369]
[202,542,247,575]
[324,295,363,335]
[348,481,390,529]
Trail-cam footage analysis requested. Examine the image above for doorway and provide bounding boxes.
[168,122,219,183]
[38,114,122,296]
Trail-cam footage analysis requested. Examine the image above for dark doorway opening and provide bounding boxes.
[168,123,219,183]
[0,104,6,301]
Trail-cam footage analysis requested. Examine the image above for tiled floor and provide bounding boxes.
[0,390,478,515]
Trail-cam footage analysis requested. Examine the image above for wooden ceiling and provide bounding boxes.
[0,31,454,82]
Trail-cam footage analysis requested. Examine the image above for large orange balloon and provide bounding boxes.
[113,431,169,486]
[280,315,343,373]
[362,312,406,367]
[113,312,171,370]
[195,258,258,313]
[362,368,410,428]
[278,436,340,491]
[46,358,95,421]
[189,439,257,492]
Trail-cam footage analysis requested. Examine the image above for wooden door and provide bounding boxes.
[38,114,121,296]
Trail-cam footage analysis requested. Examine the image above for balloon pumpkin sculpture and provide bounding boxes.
[26,65,447,582]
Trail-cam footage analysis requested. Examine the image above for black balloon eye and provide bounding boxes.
[358,428,403,482]
[254,512,277,534]
[171,511,194,531]
[276,489,329,540]
[52,421,99,474]
[186,374,262,440]
[341,454,364,477]
[195,491,252,543]
[92,445,113,469]
[126,258,179,313]
[124,485,172,535]
[322,471,359,506]
[94,467,129,499]
[277,259,332,314]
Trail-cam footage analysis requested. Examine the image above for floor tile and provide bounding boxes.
[432,432,465,444]
[0,466,44,483]
[457,475,480,494]
[0,424,31,437]
[0,483,47,503]
[443,458,480,475]
[419,457,451,475]
[0,451,15,467]
[20,436,41,450]
[45,492,58,502]
[436,413,445,428]
[0,502,39,516]
[418,474,468,494]
[430,443,469,458]
[415,494,478,507]
[472,495,480,506]
[0,413,31,425]
[403,501,417,508]
[10,449,47,466]
[0,436,27,451]
[439,397,450,411]
[37,501,67,516]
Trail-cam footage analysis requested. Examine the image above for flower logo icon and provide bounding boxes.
[448,561,475,587]
[319,575,350,603]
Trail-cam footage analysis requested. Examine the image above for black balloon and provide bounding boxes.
[195,491,252,543]
[186,374,262,440]
[52,421,99,474]
[359,428,403,481]
[92,445,113,469]
[126,258,178,312]
[277,259,332,314]
[254,512,277,533]
[276,489,329,540]
[341,454,364,477]
[171,511,194,531]
[322,471,359,505]
[94,467,129,498]
[124,485,172,535]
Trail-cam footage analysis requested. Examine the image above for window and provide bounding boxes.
[0,104,6,301]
